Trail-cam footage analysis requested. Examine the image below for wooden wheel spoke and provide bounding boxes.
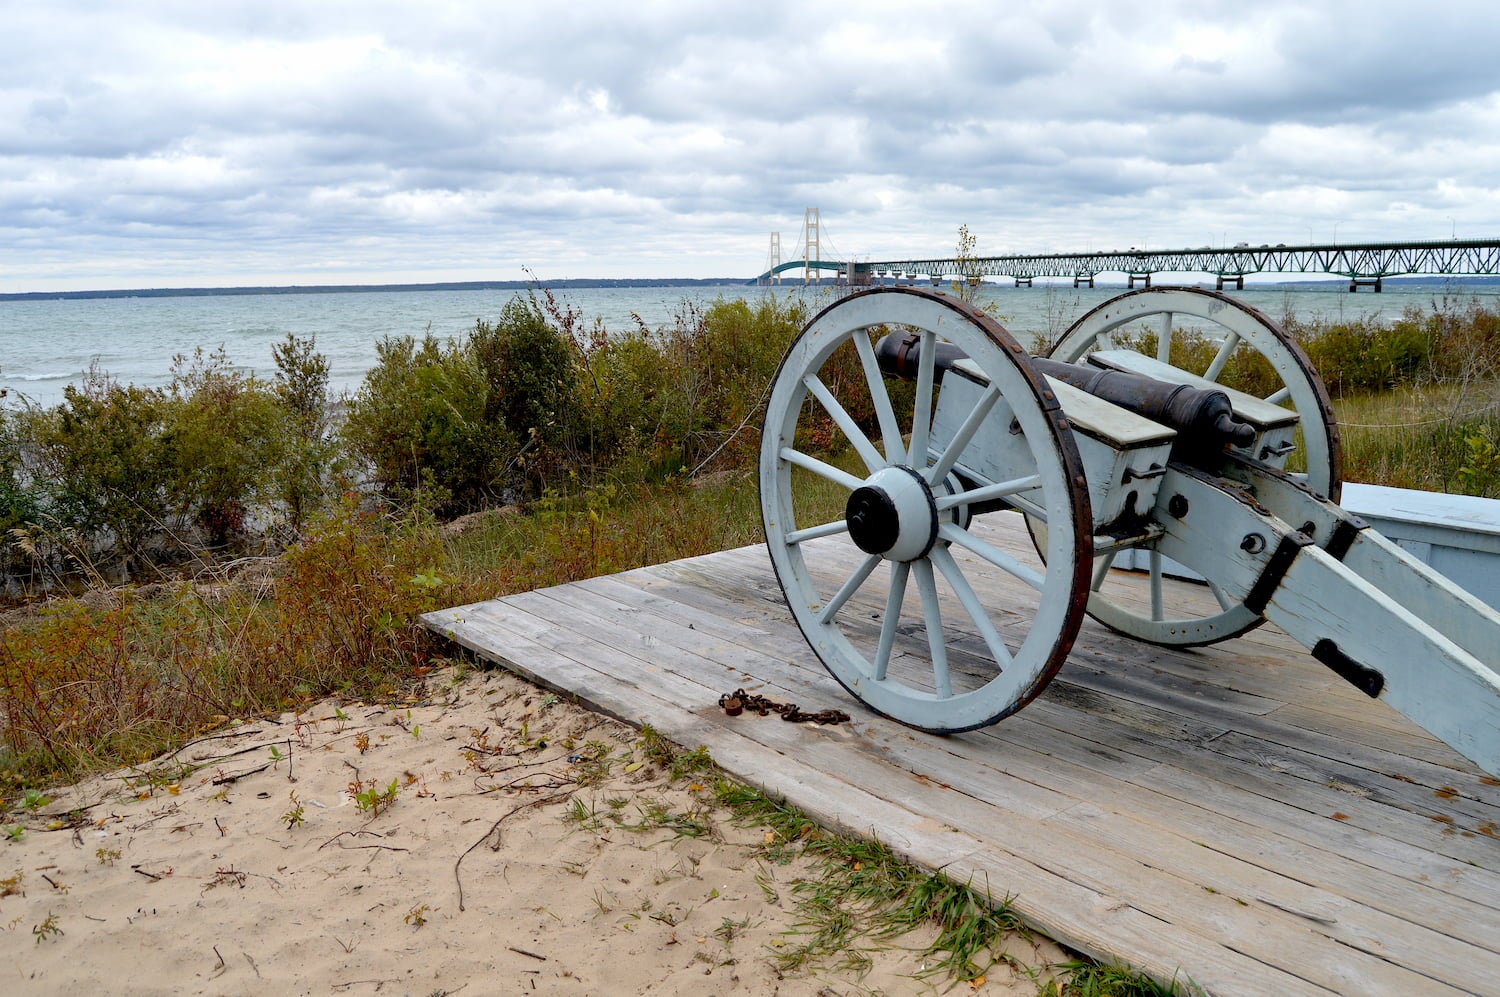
[1148,550,1164,622]
[939,522,1046,592]
[818,553,880,624]
[926,383,1001,484]
[853,331,906,464]
[933,473,1042,512]
[932,545,1013,669]
[872,560,910,681]
[803,373,886,474]
[1091,550,1118,592]
[1209,581,1235,612]
[785,519,850,546]
[908,329,937,463]
[912,560,953,699]
[779,447,864,491]
[1202,330,1242,383]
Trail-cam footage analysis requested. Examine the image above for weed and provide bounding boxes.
[0,871,22,896]
[3,825,23,842]
[714,779,1020,981]
[1040,960,1196,996]
[714,914,751,946]
[638,725,675,768]
[20,788,49,811]
[281,791,305,830]
[404,903,431,928]
[668,745,715,781]
[95,847,122,866]
[571,740,615,787]
[350,777,399,817]
[618,798,712,838]
[32,912,62,943]
[354,732,370,754]
[562,797,593,823]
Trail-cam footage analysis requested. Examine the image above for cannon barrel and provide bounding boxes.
[874,331,1255,457]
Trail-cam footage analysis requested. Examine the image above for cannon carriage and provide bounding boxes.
[759,286,1500,777]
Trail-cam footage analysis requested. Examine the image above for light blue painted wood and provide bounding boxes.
[1342,483,1500,610]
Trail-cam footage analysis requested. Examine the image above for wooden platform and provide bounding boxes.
[423,514,1500,997]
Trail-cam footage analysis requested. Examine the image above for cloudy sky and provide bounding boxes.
[4,0,1499,292]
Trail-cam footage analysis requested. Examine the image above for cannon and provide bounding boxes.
[758,286,1500,777]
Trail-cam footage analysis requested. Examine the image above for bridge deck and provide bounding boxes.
[423,514,1500,997]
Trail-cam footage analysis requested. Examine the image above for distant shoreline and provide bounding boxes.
[0,277,747,303]
[3,273,1497,303]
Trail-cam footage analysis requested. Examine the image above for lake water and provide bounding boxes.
[3,279,1495,407]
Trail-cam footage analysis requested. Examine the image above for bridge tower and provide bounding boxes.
[765,232,782,285]
[804,208,820,284]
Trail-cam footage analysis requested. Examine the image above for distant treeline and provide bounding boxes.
[0,277,748,303]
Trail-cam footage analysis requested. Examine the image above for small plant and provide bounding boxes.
[3,825,24,842]
[669,745,715,781]
[571,740,615,787]
[404,903,431,928]
[714,915,751,946]
[350,778,399,817]
[353,732,370,754]
[268,745,285,766]
[638,724,676,768]
[21,789,50,811]
[95,847,122,866]
[1040,960,1193,997]
[562,797,602,831]
[32,912,62,943]
[281,791,306,830]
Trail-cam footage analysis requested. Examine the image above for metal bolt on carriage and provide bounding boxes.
[758,286,1500,777]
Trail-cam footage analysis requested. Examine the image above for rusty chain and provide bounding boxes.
[717,688,850,725]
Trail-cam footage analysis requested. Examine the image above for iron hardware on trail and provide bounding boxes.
[759,286,1500,777]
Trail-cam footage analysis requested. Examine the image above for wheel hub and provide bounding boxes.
[845,466,938,562]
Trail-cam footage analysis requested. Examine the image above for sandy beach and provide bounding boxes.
[2,665,1064,995]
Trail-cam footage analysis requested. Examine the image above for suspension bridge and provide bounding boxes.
[752,216,1500,292]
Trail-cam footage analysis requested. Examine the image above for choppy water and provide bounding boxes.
[3,279,1494,407]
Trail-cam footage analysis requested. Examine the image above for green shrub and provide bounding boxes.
[342,333,517,516]
[163,348,285,548]
[470,296,577,462]
[565,295,810,481]
[1292,314,1433,394]
[270,333,338,533]
[20,368,173,571]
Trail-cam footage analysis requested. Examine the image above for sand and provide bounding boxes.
[1,666,1063,995]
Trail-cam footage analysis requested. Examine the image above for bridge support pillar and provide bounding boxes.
[1349,277,1383,293]
[1073,274,1095,288]
[1216,274,1244,291]
[1128,273,1152,289]
[1014,277,1032,287]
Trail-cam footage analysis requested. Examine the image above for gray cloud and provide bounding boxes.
[2,0,1499,291]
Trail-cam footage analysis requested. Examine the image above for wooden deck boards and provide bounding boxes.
[423,513,1500,997]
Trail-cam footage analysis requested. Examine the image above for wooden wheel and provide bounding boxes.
[760,288,1093,733]
[1047,286,1341,646]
